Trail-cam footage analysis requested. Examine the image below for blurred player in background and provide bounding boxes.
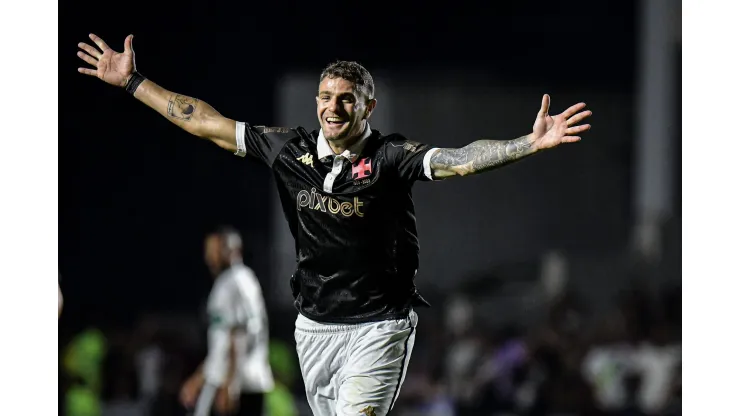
[179,227,274,416]
[77,34,591,416]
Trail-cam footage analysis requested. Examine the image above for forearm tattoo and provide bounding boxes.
[167,94,199,121]
[430,135,536,177]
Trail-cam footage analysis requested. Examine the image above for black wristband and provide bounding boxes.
[125,72,146,95]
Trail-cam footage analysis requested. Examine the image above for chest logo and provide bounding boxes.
[297,188,364,218]
[297,152,314,168]
[352,157,372,179]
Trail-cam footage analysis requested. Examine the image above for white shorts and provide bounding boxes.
[294,310,418,416]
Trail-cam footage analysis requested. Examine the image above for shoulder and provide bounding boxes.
[231,263,256,277]
[255,125,317,150]
[249,125,309,142]
[242,124,318,166]
[230,264,261,286]
[376,131,429,158]
[374,131,407,146]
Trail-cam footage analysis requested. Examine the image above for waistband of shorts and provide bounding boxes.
[294,313,372,334]
[295,309,416,334]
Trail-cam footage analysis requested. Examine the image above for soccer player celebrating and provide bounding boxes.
[77,33,592,416]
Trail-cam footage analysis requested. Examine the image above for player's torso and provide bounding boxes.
[272,130,404,258]
[270,129,422,322]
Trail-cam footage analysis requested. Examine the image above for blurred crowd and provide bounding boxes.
[59,309,305,416]
[394,283,681,416]
[58,275,680,416]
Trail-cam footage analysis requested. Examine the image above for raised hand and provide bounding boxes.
[531,94,592,151]
[77,34,135,87]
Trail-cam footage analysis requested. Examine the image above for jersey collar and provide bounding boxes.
[317,123,372,163]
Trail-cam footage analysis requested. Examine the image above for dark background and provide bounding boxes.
[59,1,681,415]
[59,0,641,315]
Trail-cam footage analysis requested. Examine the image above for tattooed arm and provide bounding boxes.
[429,134,537,179]
[76,33,237,152]
[429,95,593,179]
[131,80,237,152]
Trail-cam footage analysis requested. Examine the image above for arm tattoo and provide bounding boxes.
[167,94,199,121]
[430,135,536,178]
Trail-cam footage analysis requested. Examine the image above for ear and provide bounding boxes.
[364,98,377,120]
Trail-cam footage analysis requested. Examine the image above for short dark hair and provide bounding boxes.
[319,61,375,100]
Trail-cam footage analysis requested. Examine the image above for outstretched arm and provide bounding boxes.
[429,95,592,179]
[429,134,537,178]
[131,79,237,152]
[77,34,237,152]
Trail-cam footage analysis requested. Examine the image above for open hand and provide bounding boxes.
[531,94,592,151]
[77,33,135,87]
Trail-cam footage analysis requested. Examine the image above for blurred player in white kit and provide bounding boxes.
[180,227,274,416]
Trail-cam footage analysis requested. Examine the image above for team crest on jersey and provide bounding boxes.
[297,152,314,167]
[352,157,372,180]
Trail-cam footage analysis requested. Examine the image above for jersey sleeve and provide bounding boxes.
[235,122,297,167]
[384,136,441,183]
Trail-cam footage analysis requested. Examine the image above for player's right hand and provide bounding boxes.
[77,33,135,88]
[179,376,202,409]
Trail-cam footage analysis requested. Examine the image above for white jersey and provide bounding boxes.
[202,263,274,393]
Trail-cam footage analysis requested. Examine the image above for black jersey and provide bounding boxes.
[238,122,437,323]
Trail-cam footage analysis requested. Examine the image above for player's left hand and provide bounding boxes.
[530,94,592,151]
